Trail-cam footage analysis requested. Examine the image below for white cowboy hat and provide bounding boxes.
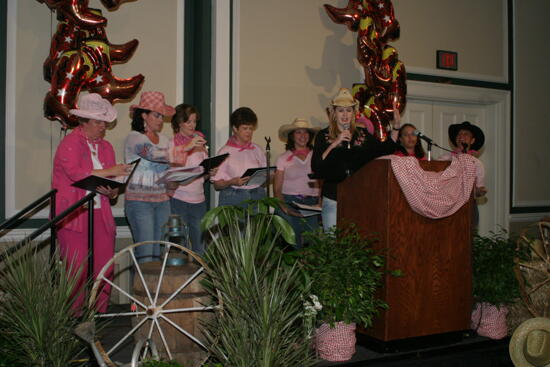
[69,93,117,123]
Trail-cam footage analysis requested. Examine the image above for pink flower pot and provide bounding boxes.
[471,302,508,339]
[315,322,356,361]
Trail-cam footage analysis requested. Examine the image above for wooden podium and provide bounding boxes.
[338,159,473,341]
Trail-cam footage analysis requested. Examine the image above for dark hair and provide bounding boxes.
[171,104,200,134]
[131,108,151,133]
[285,129,314,151]
[230,107,258,129]
[398,123,425,159]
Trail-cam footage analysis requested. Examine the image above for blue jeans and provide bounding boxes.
[277,194,320,248]
[170,198,207,256]
[322,196,337,232]
[218,187,266,208]
[125,199,170,263]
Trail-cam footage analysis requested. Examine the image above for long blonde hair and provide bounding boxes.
[327,105,357,141]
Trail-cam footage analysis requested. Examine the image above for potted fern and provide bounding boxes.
[299,225,389,362]
[471,229,528,339]
[199,198,318,367]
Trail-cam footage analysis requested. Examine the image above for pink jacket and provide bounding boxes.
[52,127,116,233]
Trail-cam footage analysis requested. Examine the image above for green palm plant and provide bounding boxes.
[0,245,93,367]
[200,199,317,367]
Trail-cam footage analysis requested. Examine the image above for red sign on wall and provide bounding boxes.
[437,50,458,71]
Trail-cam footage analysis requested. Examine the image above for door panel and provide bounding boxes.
[404,101,494,236]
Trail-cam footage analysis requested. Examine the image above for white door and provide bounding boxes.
[403,100,497,236]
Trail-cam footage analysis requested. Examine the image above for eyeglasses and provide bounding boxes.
[150,112,164,119]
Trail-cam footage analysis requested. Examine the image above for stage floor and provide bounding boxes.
[93,305,513,367]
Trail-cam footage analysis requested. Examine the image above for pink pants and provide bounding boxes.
[58,211,115,314]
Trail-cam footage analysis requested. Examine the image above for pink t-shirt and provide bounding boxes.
[212,143,266,190]
[168,140,207,203]
[276,150,319,196]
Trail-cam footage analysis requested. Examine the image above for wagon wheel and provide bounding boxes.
[515,219,550,318]
[89,240,222,366]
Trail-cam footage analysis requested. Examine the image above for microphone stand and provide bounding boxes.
[427,141,433,161]
[264,136,271,198]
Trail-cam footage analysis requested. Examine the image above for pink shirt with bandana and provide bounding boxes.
[276,150,319,197]
[212,142,266,190]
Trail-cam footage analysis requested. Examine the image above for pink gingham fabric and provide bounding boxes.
[380,154,477,219]
[316,322,356,361]
[471,302,508,339]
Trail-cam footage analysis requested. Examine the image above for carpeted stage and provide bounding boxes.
[96,305,513,367]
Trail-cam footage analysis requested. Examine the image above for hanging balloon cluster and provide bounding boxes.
[38,0,144,129]
[324,0,406,141]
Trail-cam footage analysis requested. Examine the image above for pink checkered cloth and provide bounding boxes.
[316,322,356,361]
[471,302,508,339]
[379,154,478,219]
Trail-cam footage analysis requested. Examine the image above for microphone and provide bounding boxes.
[342,123,351,149]
[413,130,434,144]
[461,143,468,153]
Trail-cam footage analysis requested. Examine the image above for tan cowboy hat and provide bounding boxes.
[278,118,320,142]
[331,88,358,108]
[510,317,550,366]
[69,93,117,123]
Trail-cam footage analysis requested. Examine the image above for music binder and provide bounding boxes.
[71,159,140,193]
[156,153,230,184]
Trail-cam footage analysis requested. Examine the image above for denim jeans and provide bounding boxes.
[170,198,207,256]
[276,194,320,248]
[322,196,337,232]
[218,187,266,208]
[125,199,170,263]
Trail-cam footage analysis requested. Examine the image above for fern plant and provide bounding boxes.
[472,229,529,306]
[300,225,389,327]
[0,245,93,367]
[200,199,317,367]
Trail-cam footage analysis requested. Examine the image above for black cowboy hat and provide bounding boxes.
[448,121,485,151]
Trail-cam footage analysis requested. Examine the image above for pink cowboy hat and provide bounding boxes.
[130,91,175,117]
[69,93,117,123]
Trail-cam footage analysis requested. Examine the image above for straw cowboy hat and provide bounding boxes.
[448,121,485,151]
[130,91,175,117]
[278,118,320,142]
[330,88,358,109]
[69,93,117,123]
[510,317,550,367]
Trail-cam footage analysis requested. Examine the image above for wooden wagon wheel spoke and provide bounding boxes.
[130,251,155,305]
[158,267,204,309]
[107,316,149,356]
[95,275,148,312]
[88,240,221,366]
[160,313,207,350]
[153,318,173,361]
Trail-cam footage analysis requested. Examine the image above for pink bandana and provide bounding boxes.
[452,148,479,157]
[226,135,254,151]
[287,148,311,161]
[173,131,205,147]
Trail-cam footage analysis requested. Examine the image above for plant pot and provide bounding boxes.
[471,302,508,339]
[315,322,356,361]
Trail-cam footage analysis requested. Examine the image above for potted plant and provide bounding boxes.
[199,199,317,367]
[471,229,528,339]
[299,225,390,362]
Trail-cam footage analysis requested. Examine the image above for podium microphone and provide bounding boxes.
[342,123,351,149]
[413,130,434,144]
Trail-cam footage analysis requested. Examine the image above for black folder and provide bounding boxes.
[71,159,140,193]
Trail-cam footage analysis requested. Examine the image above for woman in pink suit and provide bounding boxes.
[52,93,130,314]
